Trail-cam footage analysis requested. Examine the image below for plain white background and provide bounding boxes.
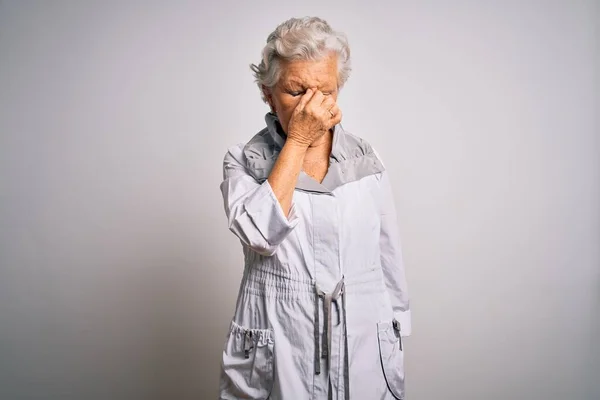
[0,1,598,399]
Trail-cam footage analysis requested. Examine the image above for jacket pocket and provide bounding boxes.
[377,319,405,399]
[220,320,275,400]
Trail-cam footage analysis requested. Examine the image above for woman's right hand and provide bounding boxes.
[286,88,342,147]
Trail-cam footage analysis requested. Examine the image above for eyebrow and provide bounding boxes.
[282,83,336,92]
[281,81,306,90]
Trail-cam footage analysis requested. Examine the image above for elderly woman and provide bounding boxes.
[219,17,411,400]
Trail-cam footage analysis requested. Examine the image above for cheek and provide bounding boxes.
[279,96,300,112]
[274,105,293,132]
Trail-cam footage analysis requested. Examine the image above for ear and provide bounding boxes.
[262,85,275,112]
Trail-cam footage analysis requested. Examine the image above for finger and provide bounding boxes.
[318,97,336,118]
[321,97,336,113]
[329,107,342,127]
[294,88,316,114]
[327,103,339,117]
[306,89,324,111]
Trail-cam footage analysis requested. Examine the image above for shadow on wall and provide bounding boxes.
[0,212,231,400]
[587,273,600,398]
[137,220,231,399]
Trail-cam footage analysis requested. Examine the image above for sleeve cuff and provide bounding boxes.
[243,180,299,246]
[394,310,412,337]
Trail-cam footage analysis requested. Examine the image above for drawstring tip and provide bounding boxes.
[243,330,253,359]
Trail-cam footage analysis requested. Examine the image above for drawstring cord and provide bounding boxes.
[243,330,253,359]
[314,278,349,398]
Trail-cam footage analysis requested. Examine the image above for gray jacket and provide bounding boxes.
[219,113,411,399]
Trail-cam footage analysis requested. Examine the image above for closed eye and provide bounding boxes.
[288,90,333,96]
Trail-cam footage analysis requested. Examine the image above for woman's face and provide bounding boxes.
[265,53,339,135]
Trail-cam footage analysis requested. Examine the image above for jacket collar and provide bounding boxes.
[243,113,384,194]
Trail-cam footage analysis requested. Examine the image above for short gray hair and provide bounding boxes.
[251,17,351,102]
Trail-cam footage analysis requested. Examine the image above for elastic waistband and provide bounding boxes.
[241,261,385,298]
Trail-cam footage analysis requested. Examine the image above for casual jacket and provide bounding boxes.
[218,112,411,399]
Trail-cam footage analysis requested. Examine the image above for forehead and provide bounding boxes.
[278,54,338,89]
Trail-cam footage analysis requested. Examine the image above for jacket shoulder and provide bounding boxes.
[334,127,379,161]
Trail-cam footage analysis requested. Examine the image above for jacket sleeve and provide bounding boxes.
[219,144,299,256]
[376,155,412,337]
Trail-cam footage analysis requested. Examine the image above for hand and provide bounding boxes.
[286,88,342,147]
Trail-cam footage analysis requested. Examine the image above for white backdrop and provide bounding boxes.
[0,1,598,399]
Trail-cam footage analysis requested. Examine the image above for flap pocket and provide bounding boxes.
[377,319,405,399]
[220,321,275,400]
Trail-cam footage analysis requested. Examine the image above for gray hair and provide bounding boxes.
[251,17,351,102]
